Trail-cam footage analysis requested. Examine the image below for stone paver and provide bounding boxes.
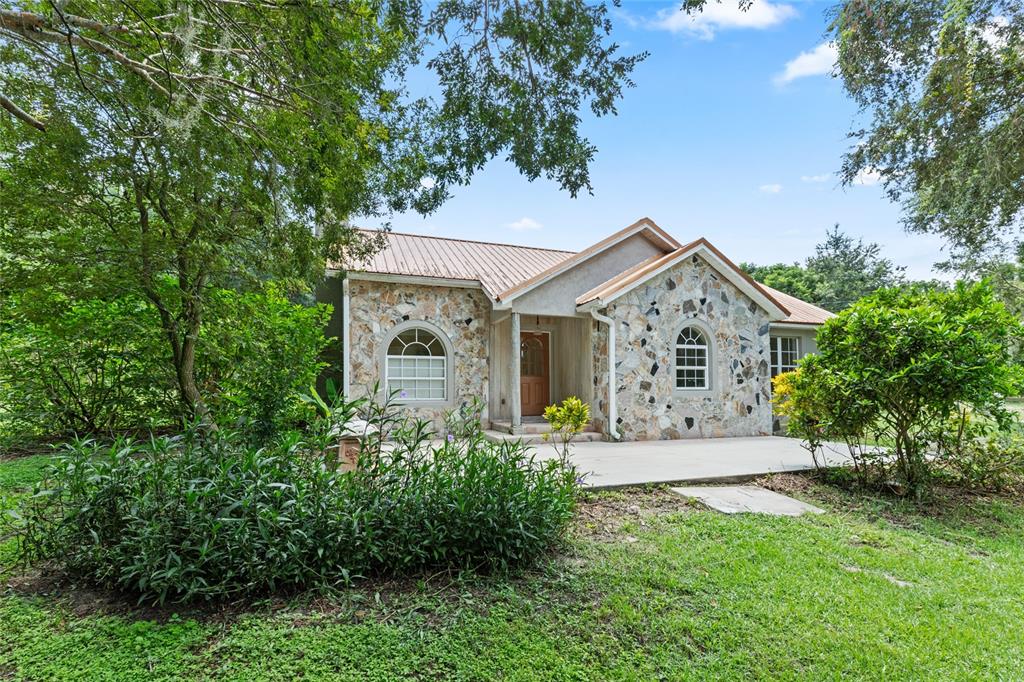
[669,485,825,516]
[533,436,851,489]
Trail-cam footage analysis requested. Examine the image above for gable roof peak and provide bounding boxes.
[496,217,682,302]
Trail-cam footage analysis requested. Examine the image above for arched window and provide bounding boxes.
[675,326,709,390]
[385,327,448,401]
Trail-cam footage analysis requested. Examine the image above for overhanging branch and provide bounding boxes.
[0,93,45,131]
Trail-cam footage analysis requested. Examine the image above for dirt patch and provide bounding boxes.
[573,486,693,541]
[754,472,814,495]
[3,568,254,623]
[3,558,578,629]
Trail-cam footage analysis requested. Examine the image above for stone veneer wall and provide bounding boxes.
[592,254,773,441]
[347,280,490,433]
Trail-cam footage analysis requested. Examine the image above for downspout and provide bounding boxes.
[342,276,351,397]
[589,308,620,440]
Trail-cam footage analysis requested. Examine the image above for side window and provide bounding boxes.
[770,336,800,378]
[385,326,448,401]
[675,326,710,390]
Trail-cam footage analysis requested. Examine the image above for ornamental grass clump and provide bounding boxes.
[10,397,579,604]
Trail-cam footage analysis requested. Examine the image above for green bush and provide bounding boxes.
[199,285,334,438]
[0,293,174,442]
[11,399,579,604]
[776,282,1024,498]
[932,410,1024,491]
[0,285,333,445]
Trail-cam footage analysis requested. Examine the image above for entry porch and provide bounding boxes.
[487,312,597,435]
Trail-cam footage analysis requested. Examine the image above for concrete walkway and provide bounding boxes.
[534,436,852,489]
[670,485,825,516]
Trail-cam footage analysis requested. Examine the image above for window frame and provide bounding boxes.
[380,321,454,407]
[769,336,800,378]
[674,323,713,394]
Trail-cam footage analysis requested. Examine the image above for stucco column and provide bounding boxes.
[510,311,522,433]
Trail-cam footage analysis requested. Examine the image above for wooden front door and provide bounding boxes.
[520,332,550,416]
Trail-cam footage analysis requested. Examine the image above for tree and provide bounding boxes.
[0,1,642,420]
[737,262,821,304]
[742,225,904,311]
[776,282,1024,498]
[807,225,905,309]
[831,0,1024,263]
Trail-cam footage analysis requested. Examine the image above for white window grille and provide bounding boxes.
[385,327,447,401]
[676,326,709,390]
[770,336,800,377]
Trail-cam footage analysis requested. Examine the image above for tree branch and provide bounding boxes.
[0,93,45,131]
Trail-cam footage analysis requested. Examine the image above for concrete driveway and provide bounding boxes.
[535,436,852,489]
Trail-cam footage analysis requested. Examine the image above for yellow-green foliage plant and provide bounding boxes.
[544,396,591,464]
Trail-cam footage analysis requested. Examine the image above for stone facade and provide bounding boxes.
[591,254,773,441]
[346,280,490,432]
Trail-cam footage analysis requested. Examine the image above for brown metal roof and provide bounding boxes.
[344,230,574,298]
[342,226,832,326]
[759,284,835,325]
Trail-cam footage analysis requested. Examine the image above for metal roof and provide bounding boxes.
[342,227,833,326]
[345,230,574,298]
[758,285,836,326]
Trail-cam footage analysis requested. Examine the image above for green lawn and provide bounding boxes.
[2,458,1024,680]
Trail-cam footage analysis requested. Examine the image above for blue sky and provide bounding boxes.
[363,0,950,279]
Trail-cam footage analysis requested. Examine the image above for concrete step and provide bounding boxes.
[482,430,604,445]
[489,420,599,435]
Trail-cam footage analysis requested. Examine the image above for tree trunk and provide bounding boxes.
[134,178,213,428]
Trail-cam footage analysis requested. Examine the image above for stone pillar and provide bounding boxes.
[510,311,522,433]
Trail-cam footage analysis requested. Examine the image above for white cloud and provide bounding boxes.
[852,168,882,186]
[759,183,783,194]
[650,0,796,40]
[507,216,543,231]
[419,176,436,189]
[774,42,837,85]
[800,173,831,183]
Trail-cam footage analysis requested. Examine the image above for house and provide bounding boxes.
[321,218,832,441]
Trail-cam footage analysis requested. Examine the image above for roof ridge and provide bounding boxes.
[357,228,577,255]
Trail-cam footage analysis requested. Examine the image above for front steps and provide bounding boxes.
[483,418,604,444]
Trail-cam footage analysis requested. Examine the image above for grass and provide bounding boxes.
[3,458,1024,680]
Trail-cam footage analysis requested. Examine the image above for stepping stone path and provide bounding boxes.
[670,485,824,517]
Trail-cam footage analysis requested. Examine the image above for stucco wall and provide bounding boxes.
[592,254,773,441]
[770,326,818,358]
[347,280,490,432]
[511,233,664,316]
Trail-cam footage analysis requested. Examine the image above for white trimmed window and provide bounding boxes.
[385,327,448,401]
[770,336,800,377]
[675,326,709,390]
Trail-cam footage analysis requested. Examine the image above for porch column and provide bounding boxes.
[510,311,522,433]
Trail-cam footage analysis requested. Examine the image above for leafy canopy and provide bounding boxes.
[0,0,642,418]
[742,225,906,311]
[832,0,1024,262]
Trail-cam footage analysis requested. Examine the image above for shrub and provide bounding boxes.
[776,282,1024,498]
[199,285,334,438]
[543,396,592,461]
[932,410,1024,491]
[11,399,579,604]
[0,285,333,444]
[0,293,174,442]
